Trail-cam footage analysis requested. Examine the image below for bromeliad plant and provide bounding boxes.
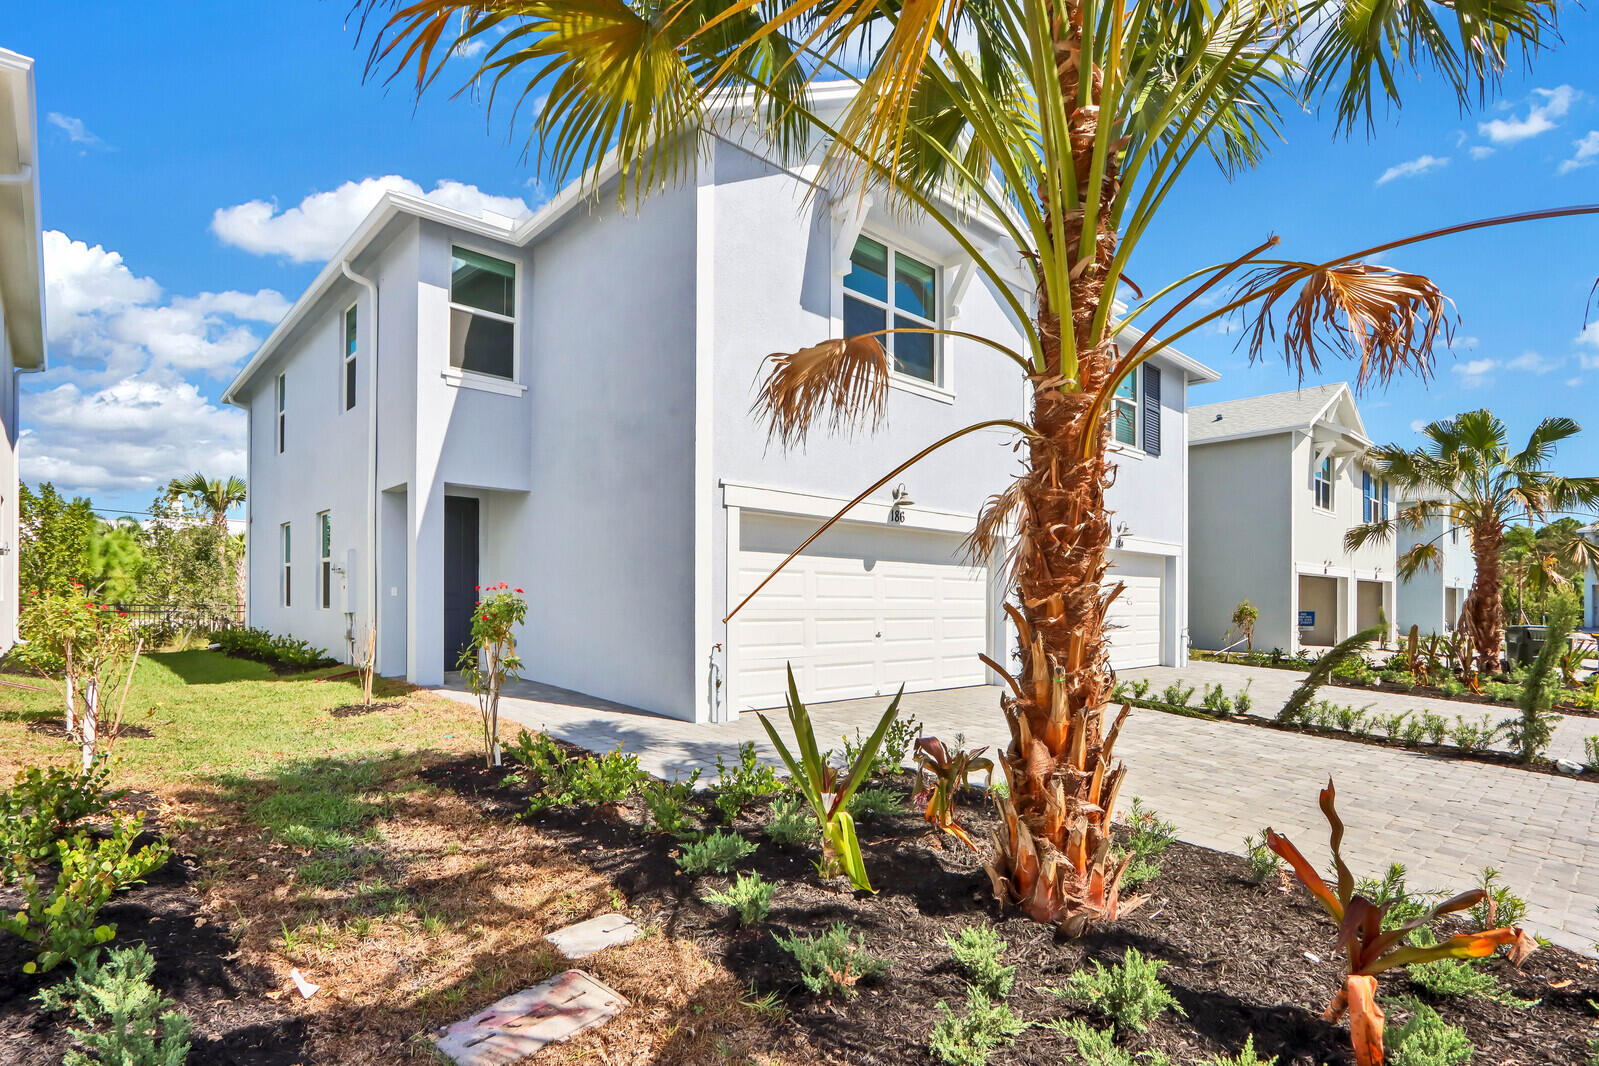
[913,736,994,852]
[459,583,527,768]
[1266,780,1534,1066]
[758,665,901,891]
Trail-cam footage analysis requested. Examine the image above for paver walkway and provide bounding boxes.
[438,675,1599,955]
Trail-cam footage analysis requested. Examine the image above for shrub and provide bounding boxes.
[712,742,783,824]
[1503,595,1574,762]
[21,589,145,770]
[1400,716,1428,745]
[1130,679,1151,699]
[945,923,1014,999]
[1234,687,1253,715]
[1047,948,1183,1033]
[1280,620,1386,722]
[459,584,527,768]
[929,987,1026,1066]
[1242,832,1282,884]
[846,785,907,820]
[1045,1019,1171,1066]
[508,731,644,812]
[1231,601,1259,650]
[1,762,123,882]
[1419,712,1449,744]
[701,871,775,925]
[1199,683,1233,715]
[763,795,816,847]
[33,944,191,1066]
[1159,682,1195,707]
[774,921,887,998]
[1373,712,1409,739]
[913,737,994,852]
[641,769,701,837]
[1204,1035,1276,1066]
[676,830,757,875]
[1469,867,1527,929]
[1117,799,1177,890]
[842,713,921,777]
[1334,703,1369,734]
[1386,998,1472,1066]
[212,625,332,671]
[1586,735,1599,773]
[1406,948,1538,1008]
[1449,714,1500,753]
[1,814,171,974]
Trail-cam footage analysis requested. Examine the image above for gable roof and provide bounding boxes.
[1189,382,1368,446]
[0,48,45,372]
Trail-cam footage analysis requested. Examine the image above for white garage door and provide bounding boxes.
[731,513,991,711]
[1104,551,1165,670]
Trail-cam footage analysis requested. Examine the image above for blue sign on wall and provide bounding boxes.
[1298,611,1316,628]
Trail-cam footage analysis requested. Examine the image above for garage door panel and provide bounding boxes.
[1104,550,1164,671]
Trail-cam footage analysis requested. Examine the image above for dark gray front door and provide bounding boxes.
[443,496,480,672]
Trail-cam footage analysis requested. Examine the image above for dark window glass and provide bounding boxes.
[894,255,936,319]
[345,358,356,411]
[844,295,884,343]
[450,248,516,317]
[893,315,936,382]
[844,236,888,303]
[449,309,515,379]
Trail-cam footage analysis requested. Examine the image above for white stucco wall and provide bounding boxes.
[0,320,17,651]
[1395,512,1473,635]
[1188,434,1293,651]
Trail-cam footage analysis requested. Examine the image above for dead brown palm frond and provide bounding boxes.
[1240,262,1456,390]
[965,478,1030,567]
[753,334,890,448]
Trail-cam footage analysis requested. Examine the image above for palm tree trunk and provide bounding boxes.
[985,16,1137,931]
[1465,524,1506,674]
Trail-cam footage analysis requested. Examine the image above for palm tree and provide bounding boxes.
[1347,412,1599,674]
[1500,519,1599,624]
[169,472,247,612]
[360,0,1586,931]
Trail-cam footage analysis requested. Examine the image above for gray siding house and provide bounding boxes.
[1394,507,1474,636]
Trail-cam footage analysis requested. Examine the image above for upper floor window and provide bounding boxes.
[281,523,292,607]
[449,247,516,380]
[318,511,332,610]
[844,235,940,386]
[1112,374,1138,446]
[344,304,358,411]
[1313,456,1333,511]
[1450,526,1459,545]
[275,373,286,454]
[1361,471,1389,522]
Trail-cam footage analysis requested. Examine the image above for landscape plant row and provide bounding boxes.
[211,626,335,671]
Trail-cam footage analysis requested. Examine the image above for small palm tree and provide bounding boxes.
[1346,412,1599,673]
[169,472,247,612]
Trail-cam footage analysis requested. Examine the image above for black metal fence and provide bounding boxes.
[109,603,246,633]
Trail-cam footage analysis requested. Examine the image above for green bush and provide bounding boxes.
[842,713,922,777]
[1117,799,1177,890]
[1204,1035,1276,1066]
[929,987,1026,1065]
[1387,998,1472,1066]
[641,769,701,837]
[1159,682,1195,708]
[701,871,775,925]
[1469,867,1527,929]
[1449,714,1500,753]
[1047,947,1183,1033]
[1586,735,1599,773]
[846,786,907,820]
[1234,688,1253,715]
[1199,684,1234,715]
[1044,1019,1170,1066]
[712,742,782,823]
[1400,716,1429,745]
[507,731,644,812]
[34,944,191,1066]
[1373,712,1410,739]
[211,626,332,671]
[763,795,816,847]
[945,923,1014,999]
[1419,712,1449,744]
[1242,832,1282,884]
[1,814,170,974]
[1,762,123,882]
[1406,952,1537,1007]
[676,830,757,875]
[774,921,887,998]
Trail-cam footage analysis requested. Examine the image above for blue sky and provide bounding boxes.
[8,4,1599,517]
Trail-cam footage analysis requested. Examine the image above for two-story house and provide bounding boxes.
[1394,504,1473,636]
[0,49,46,653]
[223,83,1216,723]
[1188,383,1398,653]
[1581,523,1598,633]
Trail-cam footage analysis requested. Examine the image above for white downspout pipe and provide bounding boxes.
[340,262,380,663]
[0,165,31,185]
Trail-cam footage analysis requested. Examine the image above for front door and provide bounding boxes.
[443,496,480,672]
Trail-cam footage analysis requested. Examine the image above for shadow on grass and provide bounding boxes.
[148,649,352,687]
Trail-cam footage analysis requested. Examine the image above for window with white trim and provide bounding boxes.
[1313,456,1333,511]
[281,523,292,607]
[843,235,941,386]
[275,373,286,454]
[1450,525,1459,545]
[449,247,516,380]
[318,511,332,610]
[343,303,358,411]
[1112,373,1138,446]
[1361,472,1388,522]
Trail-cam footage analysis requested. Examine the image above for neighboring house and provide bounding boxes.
[1394,504,1473,636]
[1188,383,1398,654]
[0,49,46,654]
[1581,523,1599,633]
[223,84,1215,723]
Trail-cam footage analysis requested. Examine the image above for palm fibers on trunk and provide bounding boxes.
[1464,522,1505,674]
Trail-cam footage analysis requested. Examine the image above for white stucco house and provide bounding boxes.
[1580,523,1598,633]
[0,49,46,654]
[1394,505,1473,636]
[1188,383,1398,653]
[224,85,1215,722]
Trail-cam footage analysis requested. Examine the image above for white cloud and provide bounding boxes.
[43,231,161,343]
[211,176,533,263]
[1558,130,1599,175]
[1469,145,1495,160]
[1505,350,1557,375]
[1451,336,1479,351]
[1566,377,1583,388]
[453,37,488,58]
[1579,352,1599,370]
[45,112,106,149]
[171,289,290,323]
[1376,154,1449,185]
[108,306,260,374]
[1478,85,1577,145]
[1451,358,1496,388]
[1409,419,1428,433]
[1575,323,1599,349]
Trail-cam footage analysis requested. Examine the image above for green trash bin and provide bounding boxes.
[1505,625,1547,668]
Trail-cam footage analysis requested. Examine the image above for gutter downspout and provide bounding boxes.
[0,165,31,185]
[340,262,379,666]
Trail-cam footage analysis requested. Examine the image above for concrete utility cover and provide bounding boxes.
[432,970,628,1065]
[544,913,640,959]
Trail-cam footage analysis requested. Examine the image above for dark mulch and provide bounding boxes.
[425,754,1599,1066]
[0,838,309,1066]
[328,700,400,719]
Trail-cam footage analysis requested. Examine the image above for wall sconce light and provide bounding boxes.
[1114,522,1131,550]
[889,483,915,524]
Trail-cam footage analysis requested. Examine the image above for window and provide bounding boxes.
[1313,456,1333,511]
[344,304,358,411]
[275,373,286,454]
[318,511,332,610]
[281,523,292,607]
[449,247,516,379]
[1364,473,1390,522]
[844,235,941,386]
[1112,373,1138,446]
[1451,525,1459,545]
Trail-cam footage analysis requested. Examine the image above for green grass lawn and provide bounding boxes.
[0,649,477,784]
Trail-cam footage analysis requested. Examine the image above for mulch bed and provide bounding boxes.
[0,836,309,1066]
[425,755,1599,1066]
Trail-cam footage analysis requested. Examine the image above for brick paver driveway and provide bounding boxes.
[443,673,1599,955]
